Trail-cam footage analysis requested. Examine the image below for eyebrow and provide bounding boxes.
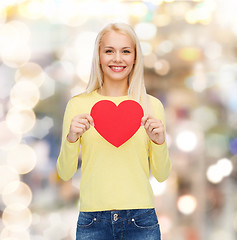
[104,46,132,49]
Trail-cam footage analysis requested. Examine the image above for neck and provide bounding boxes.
[98,81,129,97]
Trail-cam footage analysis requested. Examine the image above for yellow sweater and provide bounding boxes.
[56,90,172,212]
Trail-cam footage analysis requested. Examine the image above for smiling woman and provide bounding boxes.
[56,23,172,240]
[98,30,136,94]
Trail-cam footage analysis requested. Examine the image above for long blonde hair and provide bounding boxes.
[86,23,150,113]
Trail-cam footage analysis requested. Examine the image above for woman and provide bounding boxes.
[57,23,172,240]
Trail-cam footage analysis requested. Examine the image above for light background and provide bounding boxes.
[0,0,237,239]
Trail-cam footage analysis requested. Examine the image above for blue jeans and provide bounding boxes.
[76,208,161,240]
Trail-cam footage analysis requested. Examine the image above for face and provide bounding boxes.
[99,30,136,84]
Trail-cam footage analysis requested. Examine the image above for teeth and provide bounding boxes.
[111,66,124,70]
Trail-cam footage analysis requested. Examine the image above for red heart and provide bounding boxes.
[90,100,144,147]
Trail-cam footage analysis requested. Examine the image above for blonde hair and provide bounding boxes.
[86,23,150,113]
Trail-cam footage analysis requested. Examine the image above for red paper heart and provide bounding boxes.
[90,100,144,147]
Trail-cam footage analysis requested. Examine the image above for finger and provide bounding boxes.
[85,114,94,126]
[148,122,163,131]
[141,115,148,125]
[72,123,87,133]
[144,118,154,129]
[152,128,164,134]
[77,119,90,129]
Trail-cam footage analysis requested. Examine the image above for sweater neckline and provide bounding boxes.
[93,89,129,100]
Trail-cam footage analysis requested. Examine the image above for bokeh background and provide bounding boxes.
[0,0,237,239]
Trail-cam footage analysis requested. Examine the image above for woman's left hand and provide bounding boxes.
[141,115,165,145]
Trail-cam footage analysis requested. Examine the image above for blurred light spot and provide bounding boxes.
[33,141,50,170]
[150,176,167,196]
[134,22,157,40]
[0,121,22,151]
[177,195,197,215]
[0,6,7,23]
[147,0,164,6]
[0,21,30,51]
[10,81,40,110]
[0,165,19,194]
[143,53,157,68]
[0,21,31,68]
[44,0,89,26]
[207,165,223,184]
[217,158,233,177]
[7,144,37,174]
[206,134,229,158]
[154,14,171,27]
[191,106,218,131]
[230,138,237,155]
[176,130,198,152]
[45,61,74,85]
[74,31,97,83]
[129,2,148,18]
[0,64,16,99]
[6,108,36,134]
[0,228,30,240]
[154,59,170,75]
[156,40,174,55]
[177,47,202,62]
[158,215,172,234]
[140,42,152,56]
[15,62,45,87]
[185,2,213,25]
[186,66,217,92]
[2,44,31,68]
[0,0,27,8]
[2,181,32,207]
[66,1,127,19]
[2,204,32,231]
[19,0,44,19]
[39,74,55,100]
[70,84,87,98]
[204,42,222,60]
[165,133,172,148]
[27,116,54,139]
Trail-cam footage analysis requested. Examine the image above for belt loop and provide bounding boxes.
[96,211,101,222]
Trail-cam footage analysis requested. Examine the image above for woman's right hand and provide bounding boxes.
[67,114,94,143]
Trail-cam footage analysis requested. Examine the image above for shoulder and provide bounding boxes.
[147,94,164,110]
[67,90,94,105]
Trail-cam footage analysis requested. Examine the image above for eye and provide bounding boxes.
[105,50,113,53]
[123,50,131,53]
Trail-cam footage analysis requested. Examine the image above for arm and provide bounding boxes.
[142,98,172,182]
[56,99,81,181]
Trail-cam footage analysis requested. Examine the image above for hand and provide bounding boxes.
[141,115,165,145]
[67,114,94,143]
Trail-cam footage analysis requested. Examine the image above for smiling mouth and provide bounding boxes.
[109,66,126,72]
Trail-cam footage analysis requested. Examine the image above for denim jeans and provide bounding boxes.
[76,208,161,240]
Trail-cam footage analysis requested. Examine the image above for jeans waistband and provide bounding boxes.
[80,208,155,223]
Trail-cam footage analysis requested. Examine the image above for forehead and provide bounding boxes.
[100,30,134,48]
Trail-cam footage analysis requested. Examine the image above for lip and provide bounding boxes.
[109,65,126,72]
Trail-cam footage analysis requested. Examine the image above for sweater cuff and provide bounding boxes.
[64,136,80,149]
[151,140,167,149]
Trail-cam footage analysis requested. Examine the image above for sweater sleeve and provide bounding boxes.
[148,97,172,182]
[56,99,81,181]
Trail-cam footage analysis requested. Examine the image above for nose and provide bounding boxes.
[114,51,122,63]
